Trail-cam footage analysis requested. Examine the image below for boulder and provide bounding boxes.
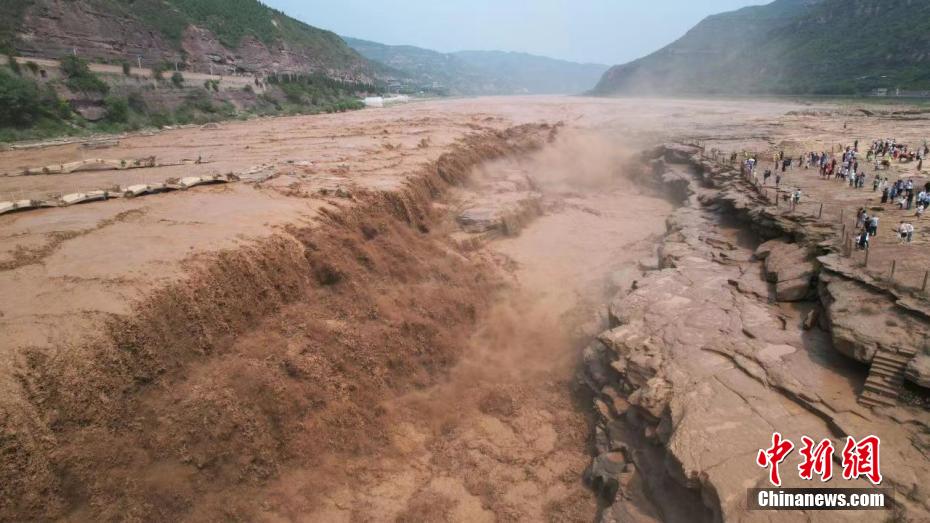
[753,238,784,260]
[584,452,627,501]
[660,168,693,202]
[764,241,813,282]
[762,240,816,301]
[456,192,542,235]
[819,276,929,364]
[583,340,612,390]
[74,104,106,121]
[659,143,702,164]
[775,276,813,302]
[457,206,500,233]
[905,354,930,389]
[803,308,820,330]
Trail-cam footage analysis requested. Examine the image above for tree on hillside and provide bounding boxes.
[0,69,41,126]
[60,55,109,94]
[6,54,20,75]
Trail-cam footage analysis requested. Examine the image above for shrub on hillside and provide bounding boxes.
[104,96,130,123]
[0,68,40,125]
[152,62,168,80]
[171,71,184,87]
[127,90,147,113]
[60,55,109,94]
[6,53,20,75]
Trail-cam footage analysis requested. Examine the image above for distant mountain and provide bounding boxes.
[343,37,608,95]
[453,50,608,95]
[4,0,379,81]
[341,37,496,95]
[593,0,930,96]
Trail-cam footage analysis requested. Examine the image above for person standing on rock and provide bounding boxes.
[869,215,879,237]
[857,230,870,250]
[899,221,915,243]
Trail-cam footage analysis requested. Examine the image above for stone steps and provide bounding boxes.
[859,348,913,408]
[860,390,897,408]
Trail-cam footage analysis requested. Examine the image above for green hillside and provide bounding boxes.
[594,0,930,96]
[0,0,386,142]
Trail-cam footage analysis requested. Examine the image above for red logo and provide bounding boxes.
[756,434,882,486]
[798,436,834,482]
[756,432,795,487]
[841,435,882,485]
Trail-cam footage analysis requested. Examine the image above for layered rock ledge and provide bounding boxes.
[583,144,930,522]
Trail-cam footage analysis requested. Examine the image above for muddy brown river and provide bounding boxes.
[3,97,930,522]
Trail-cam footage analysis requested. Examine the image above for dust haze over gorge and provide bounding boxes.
[284,131,673,521]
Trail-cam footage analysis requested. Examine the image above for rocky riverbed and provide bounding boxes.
[6,96,930,521]
[582,144,930,522]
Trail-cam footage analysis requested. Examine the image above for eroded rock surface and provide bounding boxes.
[818,275,929,364]
[583,145,930,522]
[907,354,930,388]
[759,240,817,302]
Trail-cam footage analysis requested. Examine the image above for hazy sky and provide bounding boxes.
[263,0,761,65]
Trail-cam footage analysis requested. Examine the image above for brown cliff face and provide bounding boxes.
[16,1,182,68]
[11,0,377,82]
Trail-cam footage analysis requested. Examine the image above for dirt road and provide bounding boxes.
[1,55,261,90]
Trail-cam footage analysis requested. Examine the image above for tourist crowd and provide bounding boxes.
[740,138,930,250]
